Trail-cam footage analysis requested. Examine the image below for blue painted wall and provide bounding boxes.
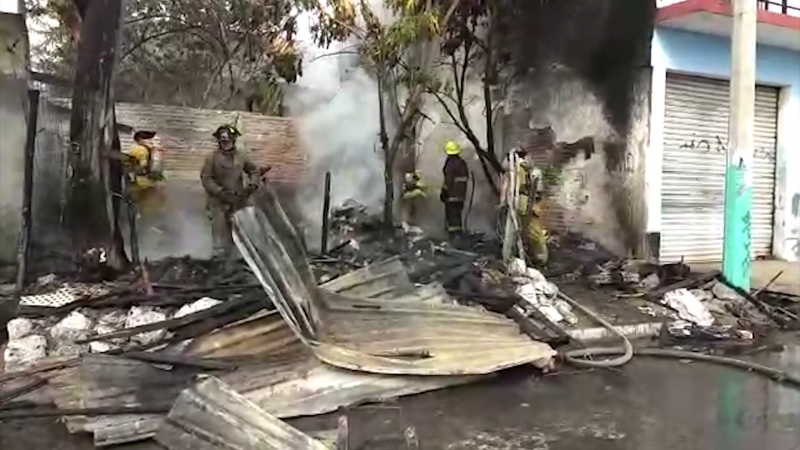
[651,26,800,261]
[653,27,800,87]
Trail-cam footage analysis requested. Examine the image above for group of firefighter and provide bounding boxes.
[402,141,548,266]
[121,127,548,267]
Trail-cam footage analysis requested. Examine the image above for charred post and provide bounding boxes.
[65,0,128,271]
[16,89,40,293]
[321,171,332,254]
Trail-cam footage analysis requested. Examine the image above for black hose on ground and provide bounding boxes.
[556,291,800,389]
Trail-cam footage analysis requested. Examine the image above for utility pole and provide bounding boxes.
[722,0,757,291]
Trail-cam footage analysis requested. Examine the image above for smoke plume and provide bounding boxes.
[285,15,385,250]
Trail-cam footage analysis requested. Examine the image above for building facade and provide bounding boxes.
[647,0,800,262]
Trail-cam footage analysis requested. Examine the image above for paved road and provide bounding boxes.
[2,343,799,450]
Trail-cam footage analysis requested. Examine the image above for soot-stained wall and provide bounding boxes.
[495,0,656,256]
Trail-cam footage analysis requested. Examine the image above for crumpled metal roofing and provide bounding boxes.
[232,187,555,376]
[48,267,481,447]
[43,187,554,447]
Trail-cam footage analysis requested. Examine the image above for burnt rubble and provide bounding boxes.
[1,194,798,449]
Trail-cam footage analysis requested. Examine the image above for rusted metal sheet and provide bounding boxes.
[155,376,329,450]
[232,187,556,376]
[661,73,778,262]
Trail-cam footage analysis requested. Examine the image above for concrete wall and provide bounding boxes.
[649,27,800,261]
[487,0,655,256]
[0,12,28,264]
[415,73,499,237]
[408,0,657,256]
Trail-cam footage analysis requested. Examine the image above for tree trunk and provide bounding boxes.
[66,0,128,271]
[377,70,394,228]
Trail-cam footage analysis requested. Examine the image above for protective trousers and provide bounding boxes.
[517,194,548,265]
[208,203,234,259]
[444,200,464,235]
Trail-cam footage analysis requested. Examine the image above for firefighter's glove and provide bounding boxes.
[220,190,239,205]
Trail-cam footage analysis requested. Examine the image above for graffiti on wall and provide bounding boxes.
[679,135,774,159]
[741,211,752,272]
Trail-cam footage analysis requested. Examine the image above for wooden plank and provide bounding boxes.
[155,376,329,450]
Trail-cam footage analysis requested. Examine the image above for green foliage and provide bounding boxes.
[247,78,284,115]
[27,0,302,111]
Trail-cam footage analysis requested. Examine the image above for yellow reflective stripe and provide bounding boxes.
[403,189,427,199]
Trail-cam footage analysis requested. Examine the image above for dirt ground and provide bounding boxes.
[2,340,799,450]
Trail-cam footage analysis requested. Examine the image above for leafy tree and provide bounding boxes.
[302,0,458,226]
[27,0,303,110]
[425,0,505,195]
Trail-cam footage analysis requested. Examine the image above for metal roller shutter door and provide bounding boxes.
[661,73,778,262]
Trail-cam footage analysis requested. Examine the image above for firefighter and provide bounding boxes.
[503,147,548,266]
[440,141,469,238]
[123,130,166,215]
[401,170,427,229]
[200,124,263,259]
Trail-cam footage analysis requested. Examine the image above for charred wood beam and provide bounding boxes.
[456,274,572,347]
[719,276,800,329]
[321,171,332,254]
[0,377,48,406]
[15,89,40,292]
[1,90,41,354]
[0,405,170,420]
[122,352,237,370]
[0,357,80,385]
[645,271,720,301]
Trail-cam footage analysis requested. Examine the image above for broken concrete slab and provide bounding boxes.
[155,376,329,450]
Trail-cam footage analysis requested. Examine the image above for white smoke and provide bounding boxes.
[285,12,385,250]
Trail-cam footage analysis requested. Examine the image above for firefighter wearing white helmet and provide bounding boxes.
[200,124,267,259]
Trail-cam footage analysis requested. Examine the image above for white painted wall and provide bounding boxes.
[775,86,800,260]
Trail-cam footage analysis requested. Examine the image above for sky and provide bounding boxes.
[0,0,19,13]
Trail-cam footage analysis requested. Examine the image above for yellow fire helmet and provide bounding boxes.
[444,141,461,155]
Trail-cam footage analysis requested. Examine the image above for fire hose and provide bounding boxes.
[463,170,476,232]
[556,291,800,389]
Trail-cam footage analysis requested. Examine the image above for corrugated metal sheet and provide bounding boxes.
[51,272,482,446]
[660,73,778,262]
[155,376,330,450]
[233,187,556,376]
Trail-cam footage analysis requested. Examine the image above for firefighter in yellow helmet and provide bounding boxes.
[502,147,548,266]
[440,141,469,238]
